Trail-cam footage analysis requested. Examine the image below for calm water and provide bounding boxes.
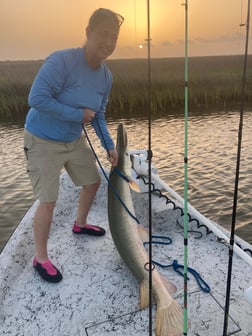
[0,110,252,252]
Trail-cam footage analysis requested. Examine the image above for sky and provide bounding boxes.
[0,0,251,61]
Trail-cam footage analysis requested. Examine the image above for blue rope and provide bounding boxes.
[144,237,210,293]
[155,259,211,293]
[110,166,131,184]
[143,235,172,246]
[109,167,140,224]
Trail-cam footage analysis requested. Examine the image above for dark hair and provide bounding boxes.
[88,8,124,30]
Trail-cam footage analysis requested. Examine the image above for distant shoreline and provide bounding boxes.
[1,54,252,124]
[1,53,252,64]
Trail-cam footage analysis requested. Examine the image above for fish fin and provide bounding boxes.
[160,275,177,296]
[140,280,152,309]
[156,299,184,336]
[128,178,141,192]
[138,225,149,242]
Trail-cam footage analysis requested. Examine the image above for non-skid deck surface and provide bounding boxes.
[0,171,251,335]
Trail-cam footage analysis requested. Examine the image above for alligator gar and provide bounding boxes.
[108,123,184,336]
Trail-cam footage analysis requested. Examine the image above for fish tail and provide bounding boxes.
[156,299,184,336]
[160,275,177,296]
[140,279,152,309]
[140,273,178,308]
[140,276,184,335]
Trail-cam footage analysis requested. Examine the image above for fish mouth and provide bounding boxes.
[116,123,127,153]
[116,123,131,174]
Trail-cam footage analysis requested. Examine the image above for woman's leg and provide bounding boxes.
[76,182,100,226]
[33,201,56,262]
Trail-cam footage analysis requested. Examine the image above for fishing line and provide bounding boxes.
[182,1,189,335]
[223,1,250,335]
[145,1,153,335]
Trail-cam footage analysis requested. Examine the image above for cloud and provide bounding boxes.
[193,32,250,44]
[160,30,251,48]
[161,41,173,47]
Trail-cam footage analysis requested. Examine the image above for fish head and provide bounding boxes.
[116,123,132,176]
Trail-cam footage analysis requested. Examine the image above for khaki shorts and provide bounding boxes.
[23,129,100,202]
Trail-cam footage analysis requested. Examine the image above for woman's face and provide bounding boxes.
[86,21,119,63]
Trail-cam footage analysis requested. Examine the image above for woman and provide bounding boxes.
[23,8,124,283]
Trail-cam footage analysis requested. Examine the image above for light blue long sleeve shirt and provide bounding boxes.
[25,47,115,150]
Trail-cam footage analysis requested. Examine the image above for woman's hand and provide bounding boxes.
[107,149,118,167]
[82,108,96,123]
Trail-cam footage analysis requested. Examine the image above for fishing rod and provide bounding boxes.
[223,0,251,335]
[182,1,189,334]
[145,1,153,335]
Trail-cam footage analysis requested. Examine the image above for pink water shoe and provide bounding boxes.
[33,257,62,283]
[72,221,105,236]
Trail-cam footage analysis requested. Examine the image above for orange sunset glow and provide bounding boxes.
[0,0,251,61]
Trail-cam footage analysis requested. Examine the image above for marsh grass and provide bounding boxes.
[107,55,252,119]
[0,60,40,124]
[0,55,251,123]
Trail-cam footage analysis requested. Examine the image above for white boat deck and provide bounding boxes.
[0,171,251,335]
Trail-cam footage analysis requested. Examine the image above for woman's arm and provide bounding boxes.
[28,52,83,123]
